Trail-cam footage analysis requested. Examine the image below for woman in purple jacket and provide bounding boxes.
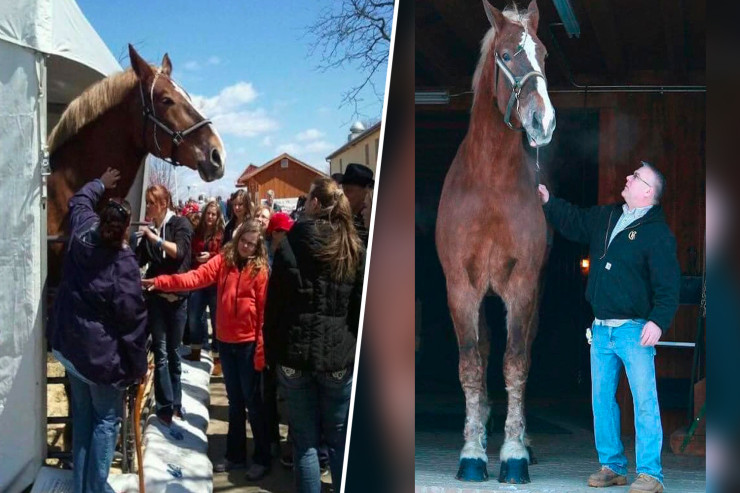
[48,168,148,493]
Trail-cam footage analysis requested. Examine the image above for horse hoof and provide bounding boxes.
[456,458,489,482]
[498,458,530,484]
[527,446,538,465]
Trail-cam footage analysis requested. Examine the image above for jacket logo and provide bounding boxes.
[628,231,637,240]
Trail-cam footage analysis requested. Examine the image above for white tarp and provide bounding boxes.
[0,1,120,491]
[142,352,214,492]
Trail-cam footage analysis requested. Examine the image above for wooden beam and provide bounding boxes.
[581,0,626,80]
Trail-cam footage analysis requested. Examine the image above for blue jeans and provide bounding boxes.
[591,319,663,483]
[188,286,217,350]
[278,365,352,493]
[220,341,271,466]
[149,295,187,418]
[68,373,124,493]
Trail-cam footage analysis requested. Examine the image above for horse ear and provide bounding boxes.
[161,53,173,76]
[527,0,540,32]
[482,0,505,33]
[129,44,153,80]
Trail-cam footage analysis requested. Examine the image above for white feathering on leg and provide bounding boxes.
[460,439,488,462]
[500,439,529,462]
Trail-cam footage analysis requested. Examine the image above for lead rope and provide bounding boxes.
[535,145,541,186]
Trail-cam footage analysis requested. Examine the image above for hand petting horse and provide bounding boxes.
[436,0,555,484]
[47,44,226,283]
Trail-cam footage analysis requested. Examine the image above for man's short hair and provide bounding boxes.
[641,161,665,203]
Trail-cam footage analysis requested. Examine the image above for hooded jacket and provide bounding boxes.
[136,210,192,299]
[47,180,148,387]
[543,197,680,331]
[263,218,365,371]
[153,254,268,370]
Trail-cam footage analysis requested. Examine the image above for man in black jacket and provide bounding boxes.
[538,161,680,493]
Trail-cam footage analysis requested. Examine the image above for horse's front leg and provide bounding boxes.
[450,290,488,481]
[499,293,536,483]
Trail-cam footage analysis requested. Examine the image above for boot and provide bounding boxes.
[212,356,222,376]
[587,467,627,487]
[184,347,201,362]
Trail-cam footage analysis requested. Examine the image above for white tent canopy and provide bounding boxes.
[0,1,121,491]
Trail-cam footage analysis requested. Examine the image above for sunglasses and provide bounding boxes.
[107,199,130,219]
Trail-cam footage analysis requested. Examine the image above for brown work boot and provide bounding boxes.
[587,466,628,487]
[212,357,222,376]
[628,474,663,493]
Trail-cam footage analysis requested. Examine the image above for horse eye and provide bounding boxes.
[502,53,512,62]
[161,97,174,105]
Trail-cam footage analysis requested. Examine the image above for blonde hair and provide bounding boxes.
[49,70,139,154]
[307,177,363,281]
[222,219,268,274]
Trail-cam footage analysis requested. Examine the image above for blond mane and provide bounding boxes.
[472,5,531,94]
[48,69,140,153]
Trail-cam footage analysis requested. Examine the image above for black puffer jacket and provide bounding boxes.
[264,218,365,371]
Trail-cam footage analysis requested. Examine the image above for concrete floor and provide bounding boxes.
[415,393,706,493]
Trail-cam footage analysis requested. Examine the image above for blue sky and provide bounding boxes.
[76,0,390,200]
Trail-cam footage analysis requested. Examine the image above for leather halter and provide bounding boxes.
[138,71,212,167]
[493,51,547,131]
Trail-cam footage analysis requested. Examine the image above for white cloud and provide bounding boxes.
[296,128,325,141]
[191,82,277,138]
[261,136,272,147]
[207,56,221,65]
[193,82,259,115]
[212,110,278,138]
[183,60,200,71]
[305,140,333,153]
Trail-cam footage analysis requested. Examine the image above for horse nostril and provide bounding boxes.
[532,113,543,132]
[210,148,222,167]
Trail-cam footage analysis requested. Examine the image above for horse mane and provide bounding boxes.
[48,69,140,154]
[472,4,531,96]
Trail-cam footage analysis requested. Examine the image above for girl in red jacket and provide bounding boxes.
[142,219,271,480]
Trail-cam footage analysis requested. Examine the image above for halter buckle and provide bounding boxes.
[172,133,184,146]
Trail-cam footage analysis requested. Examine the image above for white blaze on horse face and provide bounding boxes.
[172,79,227,164]
[520,30,555,138]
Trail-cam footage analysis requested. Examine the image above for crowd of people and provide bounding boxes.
[47,163,375,492]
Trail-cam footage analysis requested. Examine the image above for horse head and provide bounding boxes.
[128,44,226,181]
[477,0,555,147]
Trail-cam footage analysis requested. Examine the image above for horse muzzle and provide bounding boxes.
[524,108,556,148]
[197,147,225,181]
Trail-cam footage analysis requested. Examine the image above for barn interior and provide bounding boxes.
[415,0,705,489]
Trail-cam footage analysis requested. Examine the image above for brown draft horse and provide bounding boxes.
[435,0,555,484]
[47,44,225,283]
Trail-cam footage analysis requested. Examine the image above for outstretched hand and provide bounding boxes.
[141,278,156,291]
[100,168,121,189]
[537,184,550,204]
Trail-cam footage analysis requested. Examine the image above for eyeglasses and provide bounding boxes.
[632,172,652,188]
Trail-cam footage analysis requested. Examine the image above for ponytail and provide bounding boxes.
[307,177,363,281]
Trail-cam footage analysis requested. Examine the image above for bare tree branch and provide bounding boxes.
[147,157,177,194]
[306,0,394,117]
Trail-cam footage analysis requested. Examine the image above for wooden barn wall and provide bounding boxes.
[551,91,705,436]
[247,160,323,200]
